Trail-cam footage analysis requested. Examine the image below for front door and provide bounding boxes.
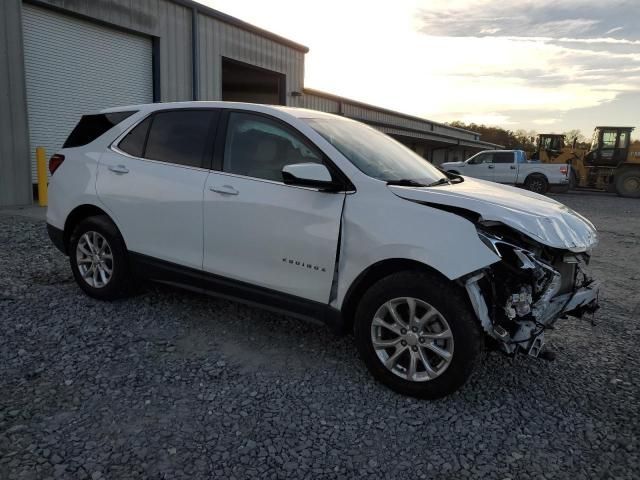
[203,111,345,303]
[97,109,219,269]
[464,152,495,181]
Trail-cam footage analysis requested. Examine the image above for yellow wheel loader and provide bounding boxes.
[533,127,640,198]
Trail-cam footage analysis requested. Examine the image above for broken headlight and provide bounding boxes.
[476,227,562,327]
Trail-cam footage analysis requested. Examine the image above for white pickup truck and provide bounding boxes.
[441,150,570,194]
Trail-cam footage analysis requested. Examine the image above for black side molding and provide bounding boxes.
[129,252,344,333]
[47,223,66,255]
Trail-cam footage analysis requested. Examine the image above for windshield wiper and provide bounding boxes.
[386,179,428,187]
[425,177,451,187]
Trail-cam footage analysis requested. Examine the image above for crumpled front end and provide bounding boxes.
[464,225,599,357]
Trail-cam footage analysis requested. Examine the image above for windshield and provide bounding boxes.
[304,117,446,184]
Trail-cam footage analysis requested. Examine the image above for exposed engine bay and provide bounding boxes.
[464,222,600,357]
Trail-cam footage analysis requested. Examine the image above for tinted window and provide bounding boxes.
[118,116,152,158]
[493,152,514,164]
[64,111,136,148]
[224,112,322,181]
[145,110,217,168]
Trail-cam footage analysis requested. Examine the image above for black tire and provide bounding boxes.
[524,174,548,194]
[354,271,482,399]
[68,215,132,300]
[615,168,640,198]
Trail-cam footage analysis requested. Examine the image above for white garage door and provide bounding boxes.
[22,5,153,181]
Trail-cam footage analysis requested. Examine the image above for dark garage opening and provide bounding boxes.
[221,57,286,105]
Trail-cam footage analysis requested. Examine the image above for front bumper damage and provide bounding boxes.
[464,232,600,357]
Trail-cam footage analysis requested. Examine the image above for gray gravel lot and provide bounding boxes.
[1,193,639,479]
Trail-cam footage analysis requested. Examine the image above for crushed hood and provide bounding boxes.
[389,177,598,252]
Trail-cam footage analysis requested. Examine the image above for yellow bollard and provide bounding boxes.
[36,147,48,207]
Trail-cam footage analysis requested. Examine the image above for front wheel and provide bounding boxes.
[354,271,482,399]
[615,169,640,198]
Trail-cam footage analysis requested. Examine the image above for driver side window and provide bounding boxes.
[223,112,322,182]
[469,153,493,164]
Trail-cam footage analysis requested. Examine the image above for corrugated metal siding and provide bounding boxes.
[299,91,491,147]
[30,0,193,101]
[0,0,32,206]
[159,0,192,101]
[22,4,153,181]
[31,0,160,34]
[293,93,341,113]
[197,14,305,102]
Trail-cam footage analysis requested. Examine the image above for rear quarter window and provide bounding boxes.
[118,116,152,158]
[63,111,136,148]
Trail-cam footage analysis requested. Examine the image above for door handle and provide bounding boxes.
[209,185,239,195]
[510,165,517,169]
[108,164,129,174]
[488,164,495,169]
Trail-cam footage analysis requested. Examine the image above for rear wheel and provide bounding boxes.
[354,271,482,399]
[69,215,132,300]
[524,174,548,194]
[615,168,640,198]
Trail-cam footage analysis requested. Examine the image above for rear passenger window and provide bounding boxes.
[493,152,514,164]
[144,110,217,168]
[118,116,152,158]
[64,111,136,148]
[223,112,322,182]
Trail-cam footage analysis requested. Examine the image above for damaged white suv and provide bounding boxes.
[47,102,600,398]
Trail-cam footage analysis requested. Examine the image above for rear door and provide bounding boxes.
[97,109,219,268]
[491,152,517,183]
[202,110,345,303]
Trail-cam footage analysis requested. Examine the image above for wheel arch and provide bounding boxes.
[524,171,548,182]
[339,258,458,333]
[63,204,124,253]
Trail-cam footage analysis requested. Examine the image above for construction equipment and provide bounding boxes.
[533,127,640,197]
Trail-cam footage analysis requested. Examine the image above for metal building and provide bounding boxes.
[0,0,498,207]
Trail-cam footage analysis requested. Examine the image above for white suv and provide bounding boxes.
[47,102,600,398]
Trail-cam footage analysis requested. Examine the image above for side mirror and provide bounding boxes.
[282,163,339,191]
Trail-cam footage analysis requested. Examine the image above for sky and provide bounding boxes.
[203,0,640,139]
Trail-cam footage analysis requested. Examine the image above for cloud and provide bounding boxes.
[460,113,514,126]
[412,0,640,127]
[416,0,640,40]
[533,118,559,125]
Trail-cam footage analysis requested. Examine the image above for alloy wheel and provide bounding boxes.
[371,297,454,382]
[76,231,114,288]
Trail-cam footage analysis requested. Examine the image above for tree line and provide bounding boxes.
[447,121,603,155]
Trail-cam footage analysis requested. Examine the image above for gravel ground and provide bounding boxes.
[1,192,639,479]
